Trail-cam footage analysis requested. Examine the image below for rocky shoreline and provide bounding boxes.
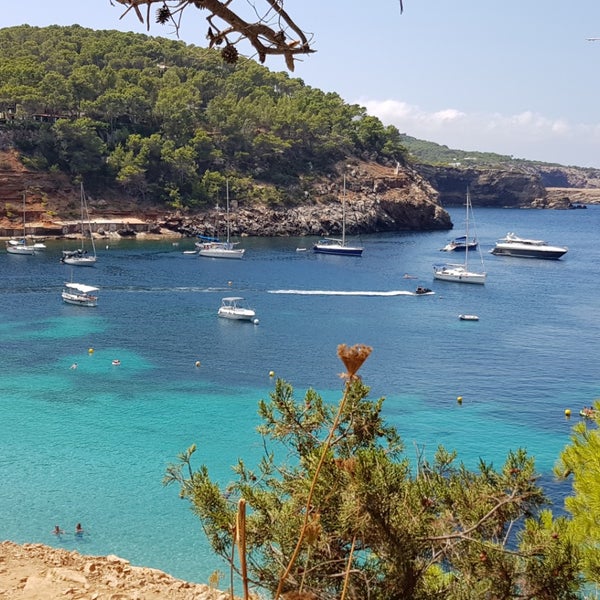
[0,541,233,600]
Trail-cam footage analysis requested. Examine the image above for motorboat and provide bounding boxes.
[313,175,363,257]
[490,233,568,259]
[61,183,97,266]
[433,188,486,285]
[440,235,478,252]
[218,297,258,323]
[61,282,99,307]
[459,314,479,321]
[415,286,434,295]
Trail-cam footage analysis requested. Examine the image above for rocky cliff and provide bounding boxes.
[414,165,551,208]
[0,151,451,237]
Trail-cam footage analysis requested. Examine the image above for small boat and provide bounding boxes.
[197,180,245,259]
[217,297,258,323]
[61,183,97,266]
[433,188,486,285]
[440,235,478,252]
[313,175,363,257]
[112,359,121,366]
[490,233,568,260]
[415,286,434,295]
[61,282,99,307]
[459,314,479,321]
[6,192,36,255]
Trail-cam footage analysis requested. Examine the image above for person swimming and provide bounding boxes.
[75,523,84,536]
[53,525,64,535]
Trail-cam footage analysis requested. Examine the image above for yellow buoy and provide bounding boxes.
[195,361,201,368]
[88,348,94,354]
[457,396,463,404]
[565,409,571,417]
[269,370,275,378]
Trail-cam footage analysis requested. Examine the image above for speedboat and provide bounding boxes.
[440,235,478,252]
[61,282,99,307]
[490,233,568,260]
[459,314,479,321]
[217,297,258,323]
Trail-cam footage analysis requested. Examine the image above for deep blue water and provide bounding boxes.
[1,205,599,584]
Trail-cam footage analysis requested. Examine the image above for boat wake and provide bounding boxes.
[268,289,425,297]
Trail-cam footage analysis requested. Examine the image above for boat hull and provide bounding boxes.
[6,244,35,255]
[313,243,363,256]
[218,308,256,320]
[62,293,98,307]
[62,256,98,266]
[199,248,245,259]
[491,245,567,259]
[433,266,486,284]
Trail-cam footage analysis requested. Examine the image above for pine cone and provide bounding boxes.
[156,7,171,24]
[221,44,239,64]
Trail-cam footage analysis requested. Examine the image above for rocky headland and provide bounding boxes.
[1,150,598,240]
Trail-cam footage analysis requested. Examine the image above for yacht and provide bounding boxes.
[491,233,568,260]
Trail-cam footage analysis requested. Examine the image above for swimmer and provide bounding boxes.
[53,525,64,535]
[75,523,84,536]
[70,363,78,369]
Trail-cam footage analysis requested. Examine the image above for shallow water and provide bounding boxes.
[1,206,598,582]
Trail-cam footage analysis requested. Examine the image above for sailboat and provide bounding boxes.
[61,182,97,267]
[197,180,245,259]
[433,188,486,284]
[6,192,36,255]
[313,175,363,256]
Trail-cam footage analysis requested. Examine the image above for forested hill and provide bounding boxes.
[0,24,409,211]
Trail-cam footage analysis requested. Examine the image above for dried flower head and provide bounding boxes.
[337,343,372,379]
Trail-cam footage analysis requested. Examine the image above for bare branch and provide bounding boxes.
[111,0,315,71]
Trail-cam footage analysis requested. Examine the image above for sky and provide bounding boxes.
[4,0,600,168]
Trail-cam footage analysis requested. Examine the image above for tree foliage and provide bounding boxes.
[0,25,408,208]
[165,344,582,599]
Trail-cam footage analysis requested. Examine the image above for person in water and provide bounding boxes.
[53,525,64,535]
[75,523,84,535]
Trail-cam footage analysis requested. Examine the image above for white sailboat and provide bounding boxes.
[6,192,36,255]
[313,175,363,256]
[433,188,486,284]
[197,180,245,259]
[61,182,97,267]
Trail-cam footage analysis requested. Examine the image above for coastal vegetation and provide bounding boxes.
[0,25,407,210]
[165,344,593,599]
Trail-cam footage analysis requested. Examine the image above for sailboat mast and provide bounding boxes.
[464,187,470,270]
[225,179,230,244]
[341,175,346,246]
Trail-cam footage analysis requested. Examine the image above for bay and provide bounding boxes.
[1,205,598,584]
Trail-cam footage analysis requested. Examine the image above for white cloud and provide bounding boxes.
[358,98,600,168]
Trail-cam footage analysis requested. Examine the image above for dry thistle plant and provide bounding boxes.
[337,343,372,380]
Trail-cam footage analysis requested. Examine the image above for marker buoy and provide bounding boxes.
[269,370,275,378]
[88,348,94,354]
[457,396,463,404]
[195,361,201,368]
[565,408,571,417]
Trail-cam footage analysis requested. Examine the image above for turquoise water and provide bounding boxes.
[1,206,599,583]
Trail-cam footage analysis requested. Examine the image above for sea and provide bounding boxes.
[1,205,599,586]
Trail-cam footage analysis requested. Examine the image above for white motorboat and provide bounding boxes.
[61,182,97,266]
[6,192,36,255]
[433,188,486,285]
[459,314,479,321]
[490,233,568,260]
[313,175,363,257]
[217,297,258,323]
[198,180,245,259]
[440,235,478,252]
[61,282,99,307]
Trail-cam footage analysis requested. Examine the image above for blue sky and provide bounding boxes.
[4,0,600,168]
